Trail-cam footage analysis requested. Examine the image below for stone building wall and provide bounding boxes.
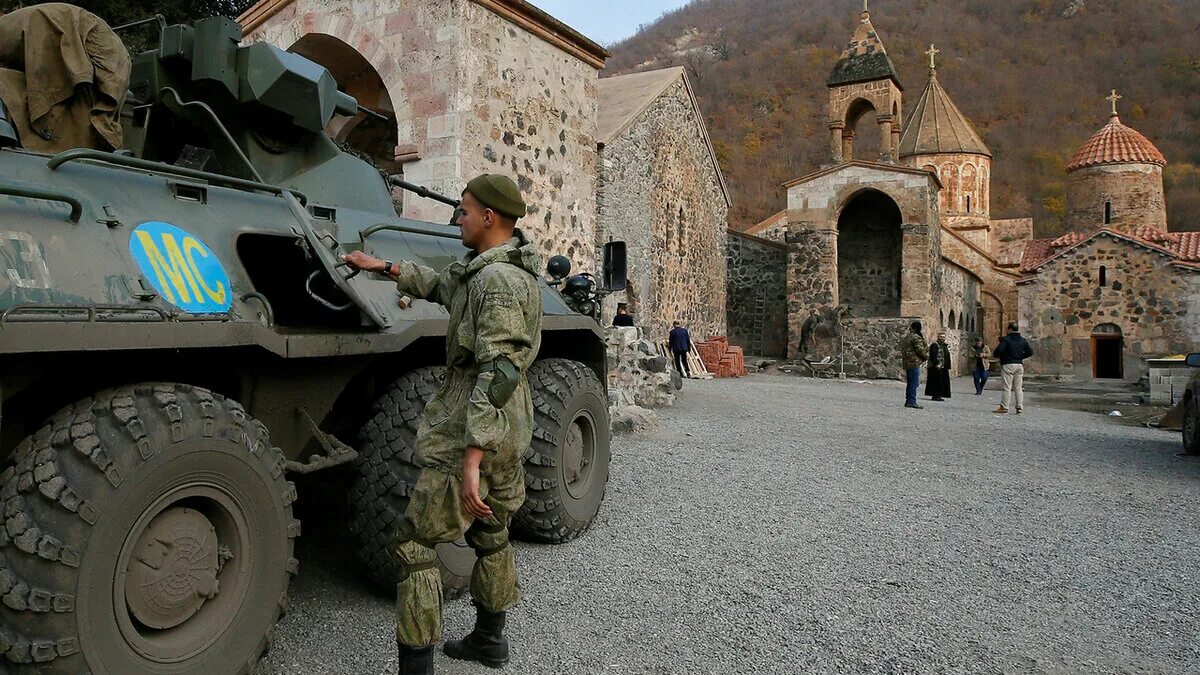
[989,218,1034,266]
[726,231,787,357]
[936,262,981,335]
[1064,163,1167,234]
[460,1,599,269]
[838,318,910,380]
[938,229,1020,343]
[1018,234,1200,380]
[785,223,836,358]
[909,153,990,218]
[244,0,603,273]
[597,77,729,339]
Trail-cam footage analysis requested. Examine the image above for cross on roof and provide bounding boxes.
[926,43,940,70]
[1106,88,1122,116]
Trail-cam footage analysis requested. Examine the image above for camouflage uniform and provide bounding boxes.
[900,331,928,369]
[391,228,543,647]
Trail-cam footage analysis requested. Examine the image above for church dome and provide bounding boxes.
[898,68,990,158]
[1066,113,1166,172]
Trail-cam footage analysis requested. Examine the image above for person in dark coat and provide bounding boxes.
[925,331,952,401]
[668,321,692,378]
[993,322,1034,414]
[971,336,990,395]
[612,302,634,327]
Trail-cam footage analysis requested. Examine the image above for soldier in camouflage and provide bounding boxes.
[342,174,541,674]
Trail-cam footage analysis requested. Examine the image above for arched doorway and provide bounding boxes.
[837,190,902,317]
[1092,323,1123,379]
[288,34,400,176]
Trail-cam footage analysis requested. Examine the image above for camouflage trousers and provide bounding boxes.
[394,462,525,647]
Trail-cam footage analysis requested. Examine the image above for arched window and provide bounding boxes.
[949,310,956,330]
[1099,265,1107,287]
[940,309,945,328]
[1104,201,1113,225]
[966,195,971,213]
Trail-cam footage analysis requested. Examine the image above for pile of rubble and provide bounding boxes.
[606,327,676,434]
[695,336,748,378]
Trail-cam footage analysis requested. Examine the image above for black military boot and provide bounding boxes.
[443,602,509,668]
[398,643,434,675]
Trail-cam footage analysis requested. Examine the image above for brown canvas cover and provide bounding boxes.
[0,3,130,152]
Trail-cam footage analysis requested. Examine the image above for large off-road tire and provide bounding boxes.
[0,383,296,674]
[514,359,611,543]
[1183,395,1200,454]
[349,367,472,595]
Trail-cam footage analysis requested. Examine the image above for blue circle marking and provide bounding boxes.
[129,221,232,313]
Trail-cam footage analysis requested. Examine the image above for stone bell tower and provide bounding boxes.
[826,3,903,164]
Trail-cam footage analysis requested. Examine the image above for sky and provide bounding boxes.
[529,0,693,46]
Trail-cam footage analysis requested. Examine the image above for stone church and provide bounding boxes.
[236,0,729,337]
[596,67,730,338]
[1018,94,1200,381]
[728,7,1030,377]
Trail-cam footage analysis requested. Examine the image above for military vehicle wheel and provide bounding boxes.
[1183,396,1200,454]
[514,359,611,543]
[350,367,472,595]
[0,383,295,674]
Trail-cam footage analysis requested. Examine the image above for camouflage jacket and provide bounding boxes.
[392,229,543,475]
[900,331,929,370]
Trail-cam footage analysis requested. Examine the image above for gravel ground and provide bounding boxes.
[258,374,1200,674]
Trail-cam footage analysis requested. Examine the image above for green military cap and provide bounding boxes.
[464,174,526,219]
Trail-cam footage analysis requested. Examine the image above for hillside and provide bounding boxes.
[604,0,1200,236]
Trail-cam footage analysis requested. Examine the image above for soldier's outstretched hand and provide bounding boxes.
[341,250,385,273]
[461,447,493,519]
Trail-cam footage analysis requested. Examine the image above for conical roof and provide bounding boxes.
[898,69,990,158]
[1066,113,1166,172]
[827,11,902,90]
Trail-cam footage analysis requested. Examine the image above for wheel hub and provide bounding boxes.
[125,506,220,630]
[562,414,595,499]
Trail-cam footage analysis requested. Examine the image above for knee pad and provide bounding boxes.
[466,520,510,559]
[396,538,438,582]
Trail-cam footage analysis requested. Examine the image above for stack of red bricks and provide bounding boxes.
[695,336,747,378]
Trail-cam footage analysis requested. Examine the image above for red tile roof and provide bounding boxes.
[1066,114,1166,172]
[1021,226,1200,272]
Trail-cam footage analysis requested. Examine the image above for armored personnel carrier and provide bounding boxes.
[0,8,621,673]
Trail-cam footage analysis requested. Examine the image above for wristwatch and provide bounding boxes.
[382,260,394,276]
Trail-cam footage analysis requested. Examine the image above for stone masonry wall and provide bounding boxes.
[840,318,911,380]
[1065,163,1166,234]
[461,1,599,271]
[246,0,601,273]
[835,214,902,317]
[1019,233,1200,380]
[597,76,728,339]
[936,263,981,334]
[785,224,836,359]
[726,231,787,357]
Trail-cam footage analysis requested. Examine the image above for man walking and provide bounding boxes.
[972,336,989,395]
[900,321,928,409]
[342,174,540,674]
[668,321,692,378]
[925,331,952,401]
[993,322,1033,414]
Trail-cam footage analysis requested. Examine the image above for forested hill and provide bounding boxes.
[604,0,1200,236]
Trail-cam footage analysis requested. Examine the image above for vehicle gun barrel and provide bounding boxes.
[387,176,461,208]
